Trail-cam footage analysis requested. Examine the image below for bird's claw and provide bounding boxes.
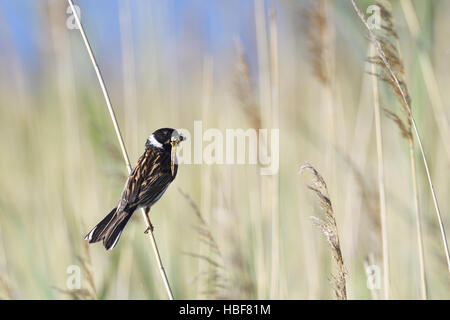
[144,224,154,234]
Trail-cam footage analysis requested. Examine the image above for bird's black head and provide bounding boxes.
[146,128,185,152]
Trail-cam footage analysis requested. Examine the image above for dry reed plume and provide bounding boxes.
[303,0,331,86]
[365,1,412,139]
[234,40,261,130]
[300,163,347,300]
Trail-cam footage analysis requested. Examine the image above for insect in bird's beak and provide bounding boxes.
[170,135,185,176]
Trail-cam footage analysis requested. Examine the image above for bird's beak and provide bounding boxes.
[170,142,176,177]
[170,135,184,176]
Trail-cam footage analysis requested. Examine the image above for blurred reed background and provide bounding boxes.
[0,0,449,299]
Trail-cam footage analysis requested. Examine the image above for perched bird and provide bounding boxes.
[85,128,184,250]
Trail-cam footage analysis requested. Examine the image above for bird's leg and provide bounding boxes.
[143,207,154,234]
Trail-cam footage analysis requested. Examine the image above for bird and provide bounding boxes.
[84,128,185,250]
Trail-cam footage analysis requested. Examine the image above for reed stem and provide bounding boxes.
[269,7,280,299]
[408,138,427,299]
[370,44,390,299]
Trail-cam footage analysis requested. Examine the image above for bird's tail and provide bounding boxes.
[84,207,133,250]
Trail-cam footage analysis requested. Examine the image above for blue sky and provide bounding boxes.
[0,0,264,69]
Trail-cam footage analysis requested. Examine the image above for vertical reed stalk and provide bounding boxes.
[304,1,340,296]
[234,38,266,299]
[320,0,337,193]
[200,55,213,297]
[388,8,427,297]
[400,0,450,163]
[67,0,174,300]
[408,137,427,299]
[370,44,390,300]
[305,0,337,197]
[269,7,280,299]
[254,0,271,298]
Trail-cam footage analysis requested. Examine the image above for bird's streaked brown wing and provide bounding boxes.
[117,148,175,212]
